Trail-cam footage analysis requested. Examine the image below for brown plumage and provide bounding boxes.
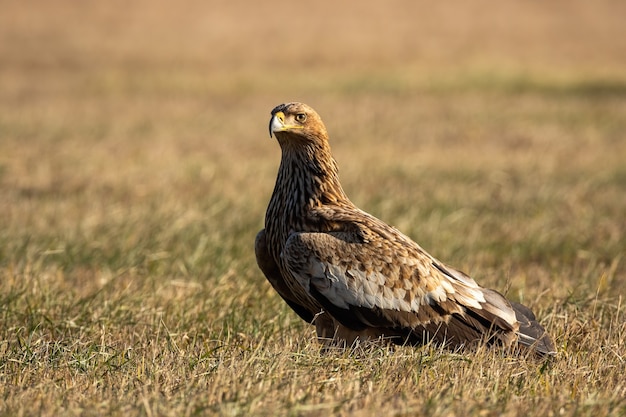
[255,102,555,356]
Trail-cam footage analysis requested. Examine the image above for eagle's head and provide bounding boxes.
[269,102,329,147]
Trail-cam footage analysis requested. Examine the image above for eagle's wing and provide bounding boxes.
[281,207,521,348]
[255,229,315,323]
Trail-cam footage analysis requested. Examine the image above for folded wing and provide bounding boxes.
[281,211,552,353]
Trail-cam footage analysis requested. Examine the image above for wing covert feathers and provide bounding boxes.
[258,102,555,356]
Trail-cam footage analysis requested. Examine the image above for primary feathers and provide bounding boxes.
[255,102,555,356]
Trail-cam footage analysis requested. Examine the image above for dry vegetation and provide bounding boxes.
[1,0,625,416]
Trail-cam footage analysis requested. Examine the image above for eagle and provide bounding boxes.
[255,102,555,356]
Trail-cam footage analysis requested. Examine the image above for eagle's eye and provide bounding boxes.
[295,113,307,123]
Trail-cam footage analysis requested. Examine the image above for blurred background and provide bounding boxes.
[1,0,625,302]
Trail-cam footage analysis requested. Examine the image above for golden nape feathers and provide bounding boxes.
[255,102,555,356]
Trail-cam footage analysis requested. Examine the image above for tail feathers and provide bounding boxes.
[511,301,556,356]
[434,262,554,355]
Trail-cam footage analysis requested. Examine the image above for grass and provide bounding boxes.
[1,0,626,416]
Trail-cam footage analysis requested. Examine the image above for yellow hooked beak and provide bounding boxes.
[269,111,303,137]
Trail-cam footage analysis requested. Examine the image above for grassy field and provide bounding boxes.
[1,1,625,416]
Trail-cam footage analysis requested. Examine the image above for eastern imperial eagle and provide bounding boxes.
[255,102,555,356]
